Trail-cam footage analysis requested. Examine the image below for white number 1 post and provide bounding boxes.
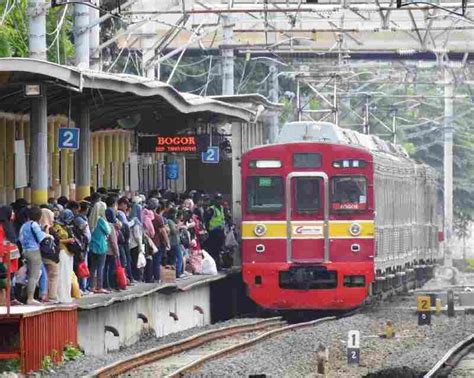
[347,330,360,365]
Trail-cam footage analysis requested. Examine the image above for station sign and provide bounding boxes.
[347,330,360,365]
[58,127,80,150]
[139,135,197,153]
[166,161,179,180]
[201,146,220,164]
[417,295,432,326]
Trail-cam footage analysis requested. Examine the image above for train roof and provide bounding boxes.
[276,121,410,159]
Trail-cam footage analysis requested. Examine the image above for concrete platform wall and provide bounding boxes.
[78,286,210,356]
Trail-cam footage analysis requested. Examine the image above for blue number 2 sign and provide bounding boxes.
[58,128,80,150]
[201,146,219,164]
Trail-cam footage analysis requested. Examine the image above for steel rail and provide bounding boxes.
[168,316,336,378]
[424,333,474,377]
[88,317,286,378]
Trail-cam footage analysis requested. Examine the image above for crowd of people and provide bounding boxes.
[0,188,237,305]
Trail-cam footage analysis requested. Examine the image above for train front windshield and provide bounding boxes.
[294,177,322,212]
[331,176,367,210]
[246,176,284,213]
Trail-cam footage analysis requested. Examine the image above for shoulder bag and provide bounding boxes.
[30,223,59,263]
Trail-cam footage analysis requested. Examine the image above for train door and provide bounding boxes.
[286,172,329,263]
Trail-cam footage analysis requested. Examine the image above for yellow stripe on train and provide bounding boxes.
[241,221,375,239]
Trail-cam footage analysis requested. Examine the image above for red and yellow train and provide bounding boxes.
[241,122,440,310]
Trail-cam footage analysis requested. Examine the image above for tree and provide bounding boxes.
[0,0,74,63]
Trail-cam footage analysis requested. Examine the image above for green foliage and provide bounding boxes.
[0,28,12,57]
[41,355,54,371]
[62,343,83,362]
[278,96,295,125]
[0,0,29,57]
[309,97,320,110]
[0,359,20,373]
[466,259,474,271]
[0,0,74,62]
[402,142,416,155]
[46,6,74,64]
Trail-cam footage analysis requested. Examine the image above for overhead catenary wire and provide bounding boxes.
[0,0,16,25]
[122,51,131,73]
[106,30,134,73]
[131,50,143,76]
[203,55,214,96]
[47,4,69,50]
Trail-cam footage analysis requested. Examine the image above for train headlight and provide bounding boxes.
[349,222,362,236]
[254,224,267,237]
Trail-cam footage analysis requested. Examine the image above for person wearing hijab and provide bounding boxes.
[104,206,121,292]
[130,196,143,223]
[39,208,60,303]
[183,198,195,211]
[142,201,156,239]
[88,195,105,231]
[89,202,111,294]
[74,201,91,294]
[142,199,157,283]
[53,209,76,303]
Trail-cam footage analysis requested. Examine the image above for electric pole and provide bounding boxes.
[222,15,234,95]
[268,62,279,142]
[28,0,48,204]
[74,0,90,68]
[89,0,100,70]
[28,0,47,60]
[444,67,454,262]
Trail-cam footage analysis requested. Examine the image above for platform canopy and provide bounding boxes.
[0,58,254,132]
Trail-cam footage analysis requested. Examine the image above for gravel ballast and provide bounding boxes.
[47,317,262,377]
[193,298,474,377]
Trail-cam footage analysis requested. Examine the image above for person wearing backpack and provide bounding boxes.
[19,206,53,305]
[73,201,91,294]
[117,197,133,284]
[39,208,60,303]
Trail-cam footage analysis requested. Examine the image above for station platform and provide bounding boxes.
[75,272,238,356]
[0,271,243,372]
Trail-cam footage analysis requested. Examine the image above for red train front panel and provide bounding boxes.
[241,142,375,310]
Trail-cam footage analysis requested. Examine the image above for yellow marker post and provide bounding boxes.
[384,320,395,339]
[417,296,431,312]
[417,295,431,326]
[435,298,442,315]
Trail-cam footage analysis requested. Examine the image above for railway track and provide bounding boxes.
[425,333,474,377]
[89,316,335,378]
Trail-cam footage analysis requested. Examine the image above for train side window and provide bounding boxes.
[294,177,321,212]
[246,176,284,213]
[331,176,367,211]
